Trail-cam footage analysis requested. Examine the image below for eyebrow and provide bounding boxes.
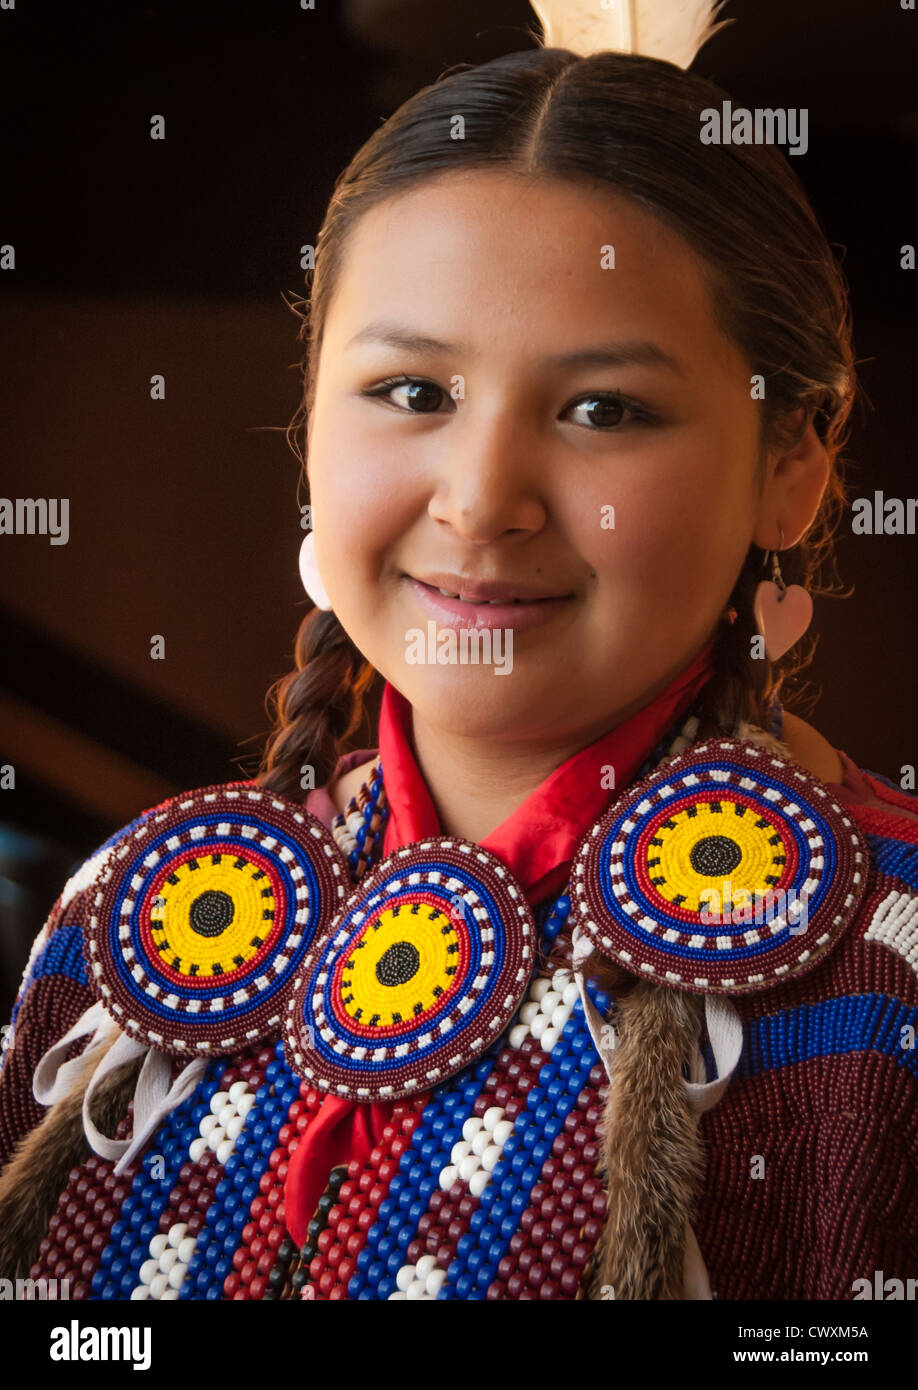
[345,319,686,376]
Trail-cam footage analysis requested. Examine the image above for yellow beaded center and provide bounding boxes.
[341,901,461,1027]
[150,856,275,977]
[648,802,787,908]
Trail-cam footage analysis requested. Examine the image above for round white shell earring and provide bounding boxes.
[298,530,332,610]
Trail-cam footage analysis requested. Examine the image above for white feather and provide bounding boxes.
[531,0,732,70]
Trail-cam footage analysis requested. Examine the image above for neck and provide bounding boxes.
[409,665,706,843]
[409,719,597,844]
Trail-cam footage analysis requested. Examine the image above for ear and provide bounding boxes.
[752,405,831,551]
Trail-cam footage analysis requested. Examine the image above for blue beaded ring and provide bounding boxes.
[83,783,350,1055]
[570,737,868,994]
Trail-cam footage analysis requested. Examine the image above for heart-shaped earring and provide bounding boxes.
[298,530,332,611]
[753,524,812,661]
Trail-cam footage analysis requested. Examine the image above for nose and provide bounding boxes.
[426,401,548,545]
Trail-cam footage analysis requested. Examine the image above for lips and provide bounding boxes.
[408,571,572,604]
[404,575,574,632]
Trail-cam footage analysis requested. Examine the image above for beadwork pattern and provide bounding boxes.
[10,701,918,1300]
[330,759,387,877]
[83,785,350,1055]
[571,737,869,993]
[286,839,536,1100]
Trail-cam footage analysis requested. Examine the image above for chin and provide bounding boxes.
[407,669,556,737]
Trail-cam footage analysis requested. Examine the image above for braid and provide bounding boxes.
[694,561,775,741]
[255,607,379,801]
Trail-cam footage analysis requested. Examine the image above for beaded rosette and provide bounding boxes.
[570,737,869,993]
[285,838,535,1099]
[83,784,350,1055]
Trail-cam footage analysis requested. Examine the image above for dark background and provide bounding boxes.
[1,0,916,1015]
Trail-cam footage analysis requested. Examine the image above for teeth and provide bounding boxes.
[434,586,523,605]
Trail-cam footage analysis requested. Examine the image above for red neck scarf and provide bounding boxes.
[284,638,716,1243]
[377,638,717,906]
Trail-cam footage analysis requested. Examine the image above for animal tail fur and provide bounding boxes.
[0,1032,142,1280]
[590,979,706,1299]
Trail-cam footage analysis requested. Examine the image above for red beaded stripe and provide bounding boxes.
[852,787,918,840]
[304,1099,426,1300]
[486,1064,608,1299]
[30,1132,139,1298]
[224,1078,324,1300]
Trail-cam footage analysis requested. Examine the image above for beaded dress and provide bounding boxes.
[2,676,918,1300]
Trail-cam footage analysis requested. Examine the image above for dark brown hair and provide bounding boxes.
[256,47,857,800]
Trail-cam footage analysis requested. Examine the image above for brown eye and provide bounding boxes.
[366,377,445,413]
[561,391,648,428]
[573,397,623,428]
[396,381,442,412]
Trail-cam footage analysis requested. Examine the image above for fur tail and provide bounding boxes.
[0,1034,142,1280]
[591,980,706,1299]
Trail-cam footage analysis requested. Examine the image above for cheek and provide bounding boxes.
[309,435,409,585]
[573,452,752,605]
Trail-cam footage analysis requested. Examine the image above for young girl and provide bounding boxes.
[2,13,917,1302]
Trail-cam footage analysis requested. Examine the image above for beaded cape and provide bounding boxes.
[2,711,918,1299]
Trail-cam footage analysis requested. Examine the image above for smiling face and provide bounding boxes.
[305,169,768,748]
